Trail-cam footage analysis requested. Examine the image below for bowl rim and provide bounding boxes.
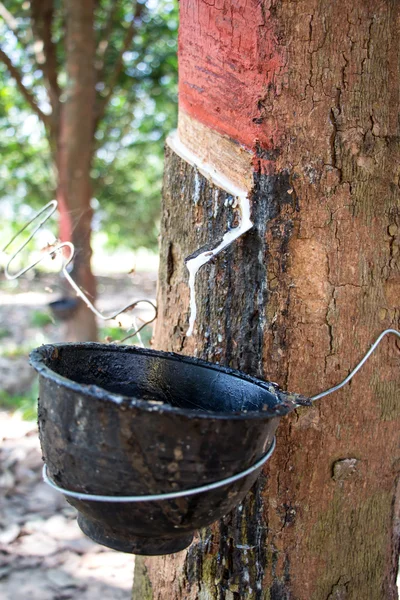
[30,342,300,420]
[48,297,80,308]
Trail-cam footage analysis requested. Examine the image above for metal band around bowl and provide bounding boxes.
[42,437,276,503]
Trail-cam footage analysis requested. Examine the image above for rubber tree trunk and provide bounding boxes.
[133,1,400,598]
[56,0,97,342]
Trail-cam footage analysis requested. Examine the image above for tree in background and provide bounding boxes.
[0,0,177,340]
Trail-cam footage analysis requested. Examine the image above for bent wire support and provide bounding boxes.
[2,200,157,344]
[42,437,277,503]
[309,328,400,402]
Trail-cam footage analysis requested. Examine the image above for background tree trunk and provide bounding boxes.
[133,0,400,598]
[57,0,97,341]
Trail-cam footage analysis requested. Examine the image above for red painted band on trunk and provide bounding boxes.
[178,0,285,153]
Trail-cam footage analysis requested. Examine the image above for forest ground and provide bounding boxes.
[0,269,157,599]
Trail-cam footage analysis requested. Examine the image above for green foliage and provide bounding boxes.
[0,327,11,339]
[0,337,47,358]
[100,323,153,346]
[0,379,38,421]
[92,0,178,250]
[30,309,54,328]
[99,324,124,342]
[0,0,178,250]
[0,80,55,237]
[93,150,163,250]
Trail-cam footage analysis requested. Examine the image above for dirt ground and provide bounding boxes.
[0,412,135,600]
[0,271,157,599]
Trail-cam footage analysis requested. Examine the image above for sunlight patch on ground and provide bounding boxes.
[92,239,159,275]
[0,291,56,306]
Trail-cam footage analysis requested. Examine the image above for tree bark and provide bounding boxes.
[57,0,97,341]
[133,0,400,598]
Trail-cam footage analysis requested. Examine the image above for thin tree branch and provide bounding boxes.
[95,1,144,129]
[0,1,35,62]
[30,0,61,122]
[0,2,18,36]
[0,1,50,97]
[95,0,120,70]
[0,48,49,126]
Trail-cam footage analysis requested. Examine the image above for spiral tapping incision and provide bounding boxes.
[2,200,157,344]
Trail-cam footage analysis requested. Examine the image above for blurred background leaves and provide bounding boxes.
[0,0,178,415]
[0,0,178,251]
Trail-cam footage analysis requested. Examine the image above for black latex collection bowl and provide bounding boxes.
[48,298,80,321]
[30,343,302,555]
